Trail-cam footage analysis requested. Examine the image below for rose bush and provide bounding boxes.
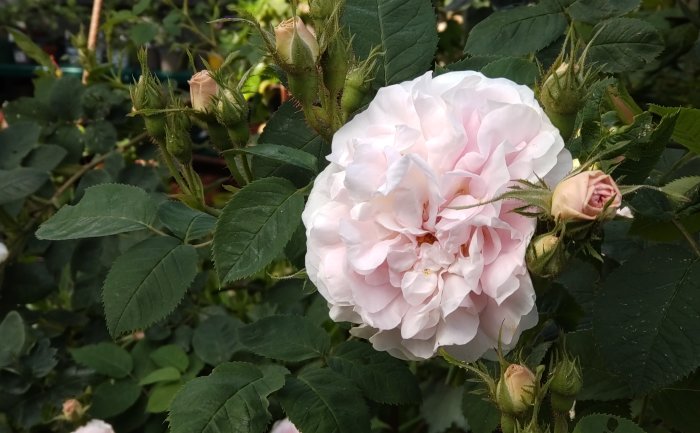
[551,170,622,221]
[303,71,572,361]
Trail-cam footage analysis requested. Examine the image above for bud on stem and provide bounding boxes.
[496,364,536,415]
[165,112,193,164]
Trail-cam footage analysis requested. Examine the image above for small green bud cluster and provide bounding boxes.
[130,49,168,142]
[526,233,566,278]
[268,0,380,139]
[549,351,583,413]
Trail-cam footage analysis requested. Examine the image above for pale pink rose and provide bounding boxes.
[188,70,218,112]
[0,242,8,264]
[270,418,300,433]
[302,71,572,361]
[551,170,621,221]
[70,420,115,433]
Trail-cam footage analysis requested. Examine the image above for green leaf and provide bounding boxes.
[0,121,41,169]
[480,57,539,86]
[25,338,58,378]
[103,236,198,337]
[0,311,26,367]
[70,343,133,379]
[572,414,645,433]
[84,120,118,154]
[462,384,499,433]
[147,382,183,413]
[7,28,56,73]
[0,167,49,205]
[157,201,216,242]
[422,382,467,433]
[36,184,158,240]
[649,105,700,154]
[465,0,568,56]
[213,178,304,283]
[49,76,85,121]
[238,315,330,362]
[594,245,700,393]
[587,18,664,73]
[652,373,700,433]
[566,331,632,401]
[226,144,318,174]
[150,345,189,373]
[169,362,285,433]
[567,0,640,23]
[253,102,328,186]
[139,367,182,386]
[661,176,700,203]
[192,315,243,365]
[278,368,371,433]
[24,145,68,172]
[90,380,142,419]
[343,0,438,86]
[614,111,677,184]
[328,341,420,405]
[129,22,159,45]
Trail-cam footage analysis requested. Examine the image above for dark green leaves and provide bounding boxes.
[227,144,318,174]
[213,178,304,283]
[36,184,158,240]
[572,414,645,433]
[91,381,141,419]
[158,201,216,242]
[587,18,664,73]
[465,0,568,56]
[0,122,41,169]
[103,236,198,337]
[594,246,700,392]
[649,105,700,154]
[238,316,330,362]
[169,362,285,433]
[567,0,640,23]
[192,315,243,365]
[0,168,49,205]
[0,311,26,367]
[328,341,420,405]
[278,368,371,433]
[343,0,438,86]
[70,343,133,378]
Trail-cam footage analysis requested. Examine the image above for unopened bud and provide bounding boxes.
[62,399,84,423]
[550,355,582,398]
[130,72,167,142]
[216,89,248,128]
[341,67,370,116]
[323,36,351,98]
[189,70,219,112]
[165,112,193,163]
[539,63,584,140]
[526,233,565,278]
[275,17,319,67]
[496,364,536,415]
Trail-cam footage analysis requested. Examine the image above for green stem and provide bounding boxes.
[160,148,192,196]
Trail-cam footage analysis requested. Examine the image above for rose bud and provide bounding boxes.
[526,233,565,278]
[539,62,584,140]
[165,112,193,164]
[62,399,84,423]
[270,418,300,433]
[550,354,583,413]
[275,17,320,67]
[215,89,250,145]
[496,364,536,415]
[70,420,115,433]
[189,70,219,112]
[551,170,622,222]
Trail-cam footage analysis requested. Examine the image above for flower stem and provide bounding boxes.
[673,218,700,258]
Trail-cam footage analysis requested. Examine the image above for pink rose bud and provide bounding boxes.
[551,170,622,221]
[188,70,218,112]
[62,399,83,422]
[274,17,320,65]
[70,420,115,433]
[270,418,301,433]
[497,364,536,414]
